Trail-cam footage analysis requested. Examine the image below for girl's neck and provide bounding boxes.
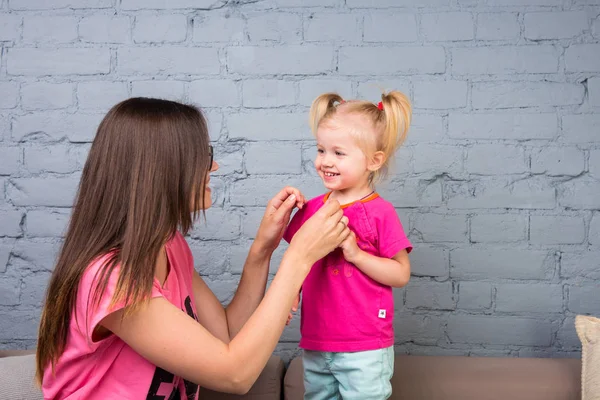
[329,184,374,206]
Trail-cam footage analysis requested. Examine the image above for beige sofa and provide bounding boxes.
[285,355,581,400]
[0,349,581,399]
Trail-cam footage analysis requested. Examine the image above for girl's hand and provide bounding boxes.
[255,187,307,254]
[286,293,301,325]
[340,231,361,264]
[288,200,350,267]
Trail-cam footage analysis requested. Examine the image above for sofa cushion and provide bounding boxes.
[284,354,581,400]
[576,315,600,400]
[199,356,285,400]
[0,354,43,400]
[284,357,303,400]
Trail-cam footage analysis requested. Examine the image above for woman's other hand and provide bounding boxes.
[288,199,350,267]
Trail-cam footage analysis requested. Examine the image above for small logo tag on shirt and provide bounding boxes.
[378,309,386,319]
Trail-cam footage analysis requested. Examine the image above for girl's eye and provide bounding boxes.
[317,149,324,154]
[335,151,344,156]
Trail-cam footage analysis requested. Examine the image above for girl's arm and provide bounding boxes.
[101,200,349,395]
[341,232,411,288]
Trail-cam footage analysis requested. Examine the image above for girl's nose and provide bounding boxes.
[322,155,334,167]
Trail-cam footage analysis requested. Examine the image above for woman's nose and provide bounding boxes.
[210,161,219,172]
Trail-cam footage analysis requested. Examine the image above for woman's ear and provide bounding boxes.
[367,151,386,172]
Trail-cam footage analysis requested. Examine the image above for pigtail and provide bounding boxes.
[367,90,412,184]
[309,93,344,134]
[380,91,412,156]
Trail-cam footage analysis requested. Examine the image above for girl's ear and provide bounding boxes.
[367,151,386,172]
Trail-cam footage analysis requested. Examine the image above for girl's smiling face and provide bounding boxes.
[314,117,373,196]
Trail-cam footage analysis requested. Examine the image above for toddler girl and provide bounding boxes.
[284,91,413,400]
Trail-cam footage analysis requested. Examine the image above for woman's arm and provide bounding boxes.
[102,250,308,394]
[223,243,271,338]
[191,243,270,344]
[192,187,306,342]
[101,199,349,394]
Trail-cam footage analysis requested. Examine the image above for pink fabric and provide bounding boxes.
[42,231,200,400]
[284,193,412,352]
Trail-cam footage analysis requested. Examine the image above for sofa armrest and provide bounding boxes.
[200,355,285,400]
[0,349,36,358]
[0,353,43,400]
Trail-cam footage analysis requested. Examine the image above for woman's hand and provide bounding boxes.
[254,187,307,254]
[288,199,350,267]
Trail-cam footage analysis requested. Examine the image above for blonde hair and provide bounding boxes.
[309,90,412,185]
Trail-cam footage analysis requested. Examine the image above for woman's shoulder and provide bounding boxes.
[80,252,118,290]
[166,230,195,276]
[168,230,188,249]
[167,230,193,261]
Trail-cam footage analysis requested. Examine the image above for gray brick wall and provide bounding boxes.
[0,0,598,360]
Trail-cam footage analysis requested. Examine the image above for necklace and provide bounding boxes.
[358,190,375,201]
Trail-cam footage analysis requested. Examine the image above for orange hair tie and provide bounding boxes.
[377,101,384,110]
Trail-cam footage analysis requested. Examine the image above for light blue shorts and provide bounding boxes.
[303,347,394,400]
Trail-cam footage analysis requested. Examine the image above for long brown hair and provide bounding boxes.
[36,98,211,384]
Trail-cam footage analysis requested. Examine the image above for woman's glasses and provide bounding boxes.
[208,145,213,171]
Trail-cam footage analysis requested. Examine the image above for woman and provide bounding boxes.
[36,98,350,399]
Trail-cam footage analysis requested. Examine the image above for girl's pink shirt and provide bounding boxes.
[284,193,412,352]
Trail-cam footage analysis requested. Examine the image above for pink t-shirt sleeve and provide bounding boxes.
[375,203,412,259]
[79,258,164,344]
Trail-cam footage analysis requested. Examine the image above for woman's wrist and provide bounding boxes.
[282,246,313,277]
[248,239,273,263]
[253,229,278,252]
